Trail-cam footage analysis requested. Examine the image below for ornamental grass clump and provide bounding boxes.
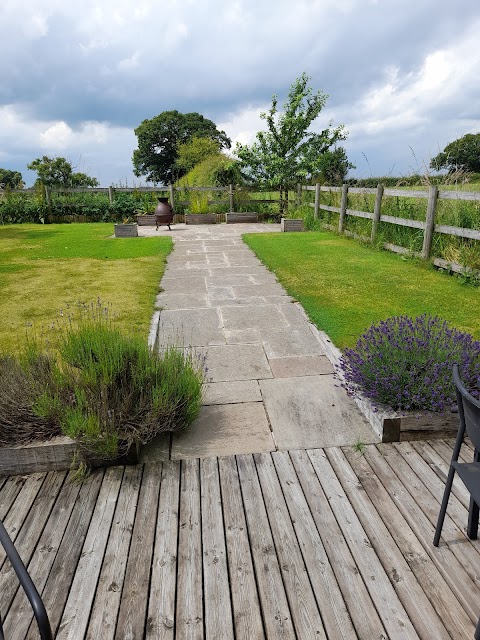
[340,314,480,413]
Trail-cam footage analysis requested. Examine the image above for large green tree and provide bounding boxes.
[27,156,99,188]
[0,169,23,189]
[430,133,480,173]
[132,111,231,184]
[175,137,222,173]
[235,73,349,211]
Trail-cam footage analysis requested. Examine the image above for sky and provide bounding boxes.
[1,0,479,187]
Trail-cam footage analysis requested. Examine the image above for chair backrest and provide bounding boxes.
[453,364,480,451]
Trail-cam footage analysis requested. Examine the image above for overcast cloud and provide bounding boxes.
[1,0,479,185]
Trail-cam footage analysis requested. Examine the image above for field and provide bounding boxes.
[0,223,172,353]
[243,231,480,349]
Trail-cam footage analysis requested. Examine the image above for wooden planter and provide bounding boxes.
[226,212,258,223]
[185,214,216,225]
[136,215,156,226]
[114,223,138,237]
[0,436,140,476]
[281,218,304,232]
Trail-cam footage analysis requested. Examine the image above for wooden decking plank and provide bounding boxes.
[345,446,475,639]
[289,449,387,640]
[56,466,124,640]
[5,472,80,640]
[378,443,480,574]
[272,451,357,639]
[434,439,471,465]
[218,456,264,640]
[254,453,326,640]
[327,447,450,640]
[395,442,476,541]
[410,441,470,509]
[0,476,26,520]
[0,471,66,618]
[86,464,143,640]
[146,461,181,640]
[25,469,105,640]
[176,458,204,640]
[236,454,296,639]
[200,457,234,640]
[114,463,162,640]
[308,448,418,640]
[0,473,45,564]
[364,445,480,624]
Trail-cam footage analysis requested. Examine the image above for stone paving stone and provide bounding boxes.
[155,293,209,310]
[206,274,259,287]
[224,329,263,344]
[231,284,288,298]
[158,308,225,347]
[160,276,208,293]
[202,380,262,405]
[171,403,274,459]
[208,286,235,300]
[196,344,273,382]
[259,376,378,450]
[221,304,290,331]
[215,297,268,306]
[268,355,334,378]
[261,326,325,358]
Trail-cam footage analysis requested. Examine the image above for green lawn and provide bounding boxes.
[0,224,172,353]
[243,231,479,349]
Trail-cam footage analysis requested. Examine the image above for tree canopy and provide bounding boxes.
[132,111,231,184]
[0,169,24,189]
[430,133,480,174]
[175,137,222,173]
[27,156,99,188]
[234,73,351,207]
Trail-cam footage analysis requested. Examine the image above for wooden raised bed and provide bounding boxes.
[226,212,258,223]
[185,214,216,225]
[136,214,157,226]
[281,218,304,232]
[0,436,140,476]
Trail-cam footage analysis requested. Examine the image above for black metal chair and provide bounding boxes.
[434,364,480,548]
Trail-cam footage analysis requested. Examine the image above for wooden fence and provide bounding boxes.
[303,184,480,274]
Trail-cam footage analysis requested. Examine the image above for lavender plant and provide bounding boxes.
[340,314,480,413]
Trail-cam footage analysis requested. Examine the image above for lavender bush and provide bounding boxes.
[340,314,480,413]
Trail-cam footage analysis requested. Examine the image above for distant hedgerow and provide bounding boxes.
[339,314,480,413]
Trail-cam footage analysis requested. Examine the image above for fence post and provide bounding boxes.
[108,186,114,204]
[338,184,348,233]
[229,184,234,213]
[371,183,384,243]
[422,185,439,259]
[44,185,51,208]
[297,183,302,207]
[314,183,320,220]
[169,183,175,209]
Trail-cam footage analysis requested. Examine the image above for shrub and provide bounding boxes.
[339,314,480,413]
[0,302,205,464]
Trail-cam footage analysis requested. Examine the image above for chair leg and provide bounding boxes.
[434,466,456,546]
[467,498,479,539]
[475,615,480,640]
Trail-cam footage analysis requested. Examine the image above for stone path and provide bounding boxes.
[140,223,378,460]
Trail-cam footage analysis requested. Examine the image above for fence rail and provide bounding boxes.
[304,183,480,271]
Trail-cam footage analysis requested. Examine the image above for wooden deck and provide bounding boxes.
[1,440,480,639]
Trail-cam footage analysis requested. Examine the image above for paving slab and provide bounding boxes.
[203,380,262,405]
[139,433,171,463]
[224,329,262,344]
[158,308,225,347]
[259,376,378,449]
[160,276,207,293]
[220,304,290,331]
[197,344,273,382]
[262,326,326,358]
[268,355,334,378]
[155,293,209,309]
[171,403,275,459]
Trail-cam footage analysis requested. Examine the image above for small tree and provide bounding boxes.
[27,156,99,188]
[430,133,480,174]
[235,73,349,213]
[0,169,23,189]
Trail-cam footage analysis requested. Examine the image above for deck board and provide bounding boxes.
[2,441,480,639]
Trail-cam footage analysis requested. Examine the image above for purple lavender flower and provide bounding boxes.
[339,314,480,413]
